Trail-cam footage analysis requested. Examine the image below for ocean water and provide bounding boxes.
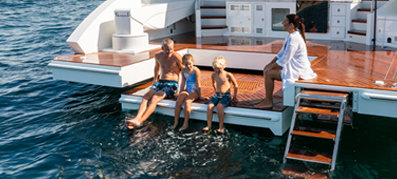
[1,0,397,178]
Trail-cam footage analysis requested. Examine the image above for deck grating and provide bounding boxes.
[123,70,287,112]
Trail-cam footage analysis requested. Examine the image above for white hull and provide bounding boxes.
[119,94,294,136]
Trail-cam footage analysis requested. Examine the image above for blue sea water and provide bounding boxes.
[1,0,397,178]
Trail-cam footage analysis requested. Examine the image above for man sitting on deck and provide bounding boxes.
[126,38,183,129]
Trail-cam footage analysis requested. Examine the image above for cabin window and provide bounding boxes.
[231,27,240,33]
[272,8,290,31]
[296,1,329,33]
[241,5,250,11]
[242,27,250,33]
[256,5,263,11]
[256,28,263,34]
[231,5,240,11]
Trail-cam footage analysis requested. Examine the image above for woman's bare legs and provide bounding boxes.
[203,103,215,131]
[180,91,199,131]
[172,91,188,130]
[255,67,282,108]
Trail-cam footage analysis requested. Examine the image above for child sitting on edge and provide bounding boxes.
[172,54,201,131]
[203,56,238,133]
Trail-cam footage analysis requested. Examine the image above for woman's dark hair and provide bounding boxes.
[286,14,306,42]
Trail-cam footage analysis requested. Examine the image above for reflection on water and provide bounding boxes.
[57,92,397,179]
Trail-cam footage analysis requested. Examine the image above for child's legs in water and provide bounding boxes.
[172,91,188,129]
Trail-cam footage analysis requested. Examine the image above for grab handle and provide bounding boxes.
[361,92,397,101]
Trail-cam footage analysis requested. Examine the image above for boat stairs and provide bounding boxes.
[49,32,397,176]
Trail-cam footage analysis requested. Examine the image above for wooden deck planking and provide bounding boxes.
[123,70,287,111]
[53,33,397,91]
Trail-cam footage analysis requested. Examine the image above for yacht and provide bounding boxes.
[48,0,397,176]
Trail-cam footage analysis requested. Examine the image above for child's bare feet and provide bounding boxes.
[126,119,141,130]
[179,124,188,131]
[171,123,178,130]
[217,128,225,133]
[203,126,211,131]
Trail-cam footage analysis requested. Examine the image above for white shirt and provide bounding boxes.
[276,31,317,90]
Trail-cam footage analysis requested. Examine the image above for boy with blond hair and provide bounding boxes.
[203,56,238,133]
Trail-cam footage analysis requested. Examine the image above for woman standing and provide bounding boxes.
[255,14,317,109]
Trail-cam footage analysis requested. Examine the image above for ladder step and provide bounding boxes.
[282,164,329,179]
[292,126,336,139]
[297,106,339,116]
[286,149,332,165]
[344,116,352,125]
[300,90,349,98]
[301,100,341,109]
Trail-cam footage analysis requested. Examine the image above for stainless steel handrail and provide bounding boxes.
[196,0,200,10]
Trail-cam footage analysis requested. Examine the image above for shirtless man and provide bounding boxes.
[126,38,183,129]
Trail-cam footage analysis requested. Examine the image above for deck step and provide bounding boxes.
[286,149,332,165]
[352,19,367,23]
[301,101,341,110]
[300,90,349,98]
[347,30,366,36]
[201,6,226,9]
[282,164,329,179]
[297,106,340,116]
[201,16,226,19]
[357,8,371,12]
[292,126,336,139]
[201,26,227,30]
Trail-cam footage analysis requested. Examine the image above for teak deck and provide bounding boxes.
[54,32,397,93]
[122,70,287,111]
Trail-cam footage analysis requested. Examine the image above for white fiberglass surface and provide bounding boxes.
[185,48,317,70]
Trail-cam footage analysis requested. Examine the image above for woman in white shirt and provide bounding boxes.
[255,14,317,109]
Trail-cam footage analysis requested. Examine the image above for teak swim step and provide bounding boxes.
[291,126,336,140]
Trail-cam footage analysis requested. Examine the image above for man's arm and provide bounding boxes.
[180,68,186,91]
[175,53,184,70]
[154,55,160,82]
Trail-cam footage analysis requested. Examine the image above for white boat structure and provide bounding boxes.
[49,0,397,175]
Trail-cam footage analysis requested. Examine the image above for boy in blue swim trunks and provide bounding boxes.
[203,56,238,133]
[126,38,183,129]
